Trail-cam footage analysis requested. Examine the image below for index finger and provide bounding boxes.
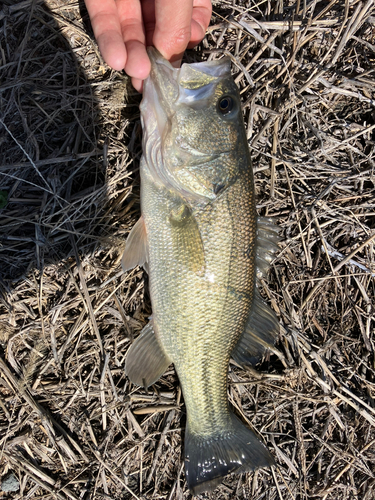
[152,0,194,63]
[84,0,127,71]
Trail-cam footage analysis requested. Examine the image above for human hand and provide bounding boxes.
[84,0,212,91]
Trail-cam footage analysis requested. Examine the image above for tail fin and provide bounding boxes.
[184,412,274,494]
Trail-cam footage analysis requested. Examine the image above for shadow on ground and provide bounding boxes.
[0,0,140,283]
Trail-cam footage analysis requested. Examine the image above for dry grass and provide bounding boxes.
[0,0,374,498]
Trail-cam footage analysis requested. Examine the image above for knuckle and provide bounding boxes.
[163,26,191,53]
[174,26,192,46]
[154,24,192,56]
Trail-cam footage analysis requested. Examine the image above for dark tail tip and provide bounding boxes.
[184,413,274,495]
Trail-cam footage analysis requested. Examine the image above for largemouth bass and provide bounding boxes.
[122,48,280,494]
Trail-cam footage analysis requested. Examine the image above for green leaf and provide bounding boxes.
[0,191,8,209]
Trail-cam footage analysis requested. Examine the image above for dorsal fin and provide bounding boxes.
[232,288,279,366]
[256,217,281,278]
[232,217,281,366]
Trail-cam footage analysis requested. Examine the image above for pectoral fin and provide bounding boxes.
[125,319,171,388]
[232,288,279,366]
[121,216,149,272]
[169,203,205,276]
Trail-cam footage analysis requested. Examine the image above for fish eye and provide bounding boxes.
[218,95,234,115]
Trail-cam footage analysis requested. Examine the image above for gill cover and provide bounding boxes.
[141,48,242,204]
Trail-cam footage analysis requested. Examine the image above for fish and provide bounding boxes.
[122,47,281,494]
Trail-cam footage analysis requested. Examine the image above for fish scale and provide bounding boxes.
[122,48,280,494]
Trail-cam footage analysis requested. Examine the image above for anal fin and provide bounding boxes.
[232,288,279,367]
[125,319,171,388]
[122,216,148,272]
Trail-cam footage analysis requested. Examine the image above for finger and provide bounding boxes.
[189,0,212,47]
[153,0,194,63]
[131,77,144,92]
[140,0,156,47]
[116,0,151,80]
[84,0,127,71]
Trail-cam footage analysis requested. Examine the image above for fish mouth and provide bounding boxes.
[142,47,232,134]
[144,48,179,120]
[140,49,233,202]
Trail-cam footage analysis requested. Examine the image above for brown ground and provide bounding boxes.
[0,0,374,498]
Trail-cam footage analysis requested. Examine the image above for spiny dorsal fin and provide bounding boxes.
[125,319,171,388]
[232,288,279,367]
[121,216,148,272]
[256,217,281,278]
